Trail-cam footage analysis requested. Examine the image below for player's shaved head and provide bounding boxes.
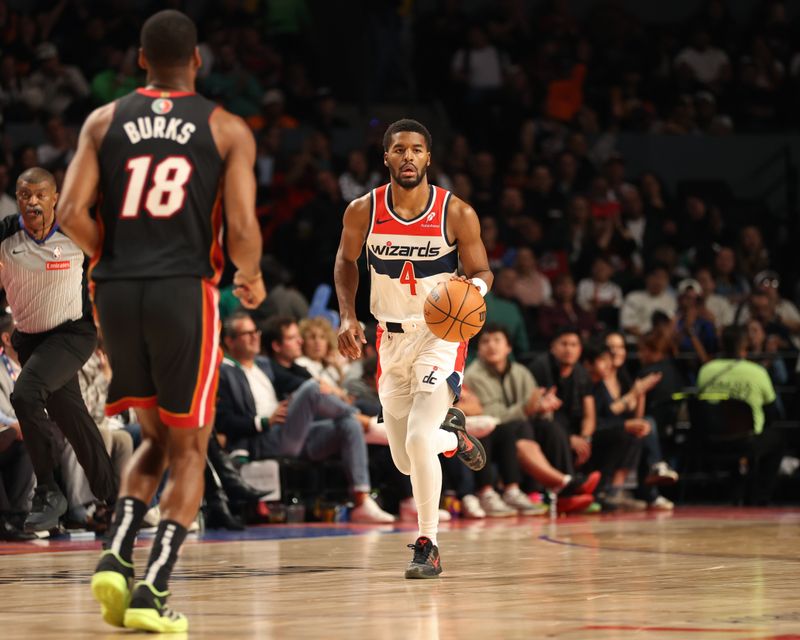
[17,167,57,190]
[141,10,197,66]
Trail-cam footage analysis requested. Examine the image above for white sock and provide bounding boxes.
[435,429,458,454]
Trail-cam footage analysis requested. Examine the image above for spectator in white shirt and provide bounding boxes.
[620,264,676,342]
[674,28,731,90]
[577,256,623,313]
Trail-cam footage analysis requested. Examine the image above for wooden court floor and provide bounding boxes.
[0,507,798,639]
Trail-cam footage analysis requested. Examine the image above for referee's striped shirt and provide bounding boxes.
[0,214,90,334]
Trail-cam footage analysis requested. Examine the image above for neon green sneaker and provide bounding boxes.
[91,550,134,627]
[123,581,188,633]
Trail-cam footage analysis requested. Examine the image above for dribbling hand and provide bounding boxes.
[338,317,366,360]
[233,270,267,309]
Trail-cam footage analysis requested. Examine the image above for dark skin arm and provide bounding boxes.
[58,103,265,308]
[334,193,494,360]
[445,196,494,290]
[209,108,265,307]
[334,195,371,359]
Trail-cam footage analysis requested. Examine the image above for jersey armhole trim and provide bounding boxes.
[365,189,376,268]
[442,190,456,248]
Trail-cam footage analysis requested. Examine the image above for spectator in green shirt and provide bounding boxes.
[696,325,785,504]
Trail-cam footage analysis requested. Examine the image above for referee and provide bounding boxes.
[0,167,116,532]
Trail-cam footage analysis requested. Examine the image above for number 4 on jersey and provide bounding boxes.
[399,260,417,295]
[120,155,192,218]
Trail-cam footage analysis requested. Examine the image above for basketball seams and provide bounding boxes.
[424,280,486,341]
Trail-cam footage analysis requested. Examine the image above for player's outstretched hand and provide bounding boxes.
[338,317,366,360]
[233,270,267,309]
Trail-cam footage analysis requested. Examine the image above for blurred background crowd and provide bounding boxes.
[0,0,799,534]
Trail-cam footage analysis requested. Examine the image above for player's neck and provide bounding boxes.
[145,72,195,94]
[389,178,430,219]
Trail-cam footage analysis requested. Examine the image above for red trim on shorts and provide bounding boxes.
[375,325,384,387]
[105,395,158,416]
[208,187,224,285]
[454,340,468,375]
[157,281,221,429]
[136,88,195,98]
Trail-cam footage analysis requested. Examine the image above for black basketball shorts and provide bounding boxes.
[94,277,221,428]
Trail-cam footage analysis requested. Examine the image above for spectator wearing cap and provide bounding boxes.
[620,264,677,342]
[674,279,718,365]
[694,90,734,134]
[24,42,90,119]
[695,266,735,331]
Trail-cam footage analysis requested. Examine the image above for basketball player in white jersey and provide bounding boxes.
[335,119,493,578]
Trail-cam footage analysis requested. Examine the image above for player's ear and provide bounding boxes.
[383,152,388,167]
[427,151,431,167]
[193,46,202,71]
[137,48,148,71]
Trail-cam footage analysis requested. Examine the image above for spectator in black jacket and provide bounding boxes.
[215,312,393,523]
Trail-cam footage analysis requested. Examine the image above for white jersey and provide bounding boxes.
[366,183,458,324]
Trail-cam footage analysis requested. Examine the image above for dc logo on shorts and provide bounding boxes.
[422,366,438,385]
[152,98,173,115]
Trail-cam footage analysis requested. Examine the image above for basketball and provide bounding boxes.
[424,279,486,342]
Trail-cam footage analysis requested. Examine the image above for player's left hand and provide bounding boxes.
[233,270,267,309]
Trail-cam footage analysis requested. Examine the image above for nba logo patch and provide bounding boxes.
[152,98,173,115]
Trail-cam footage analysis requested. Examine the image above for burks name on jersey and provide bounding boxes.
[123,116,197,145]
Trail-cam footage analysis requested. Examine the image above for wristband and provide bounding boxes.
[470,277,488,297]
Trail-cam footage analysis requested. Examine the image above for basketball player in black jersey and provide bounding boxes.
[58,10,265,633]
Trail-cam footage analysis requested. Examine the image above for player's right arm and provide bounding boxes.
[334,195,370,359]
[211,108,265,309]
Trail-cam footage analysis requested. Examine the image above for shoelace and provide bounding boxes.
[408,542,432,564]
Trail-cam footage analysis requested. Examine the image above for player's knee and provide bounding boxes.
[390,451,411,476]
[405,430,431,461]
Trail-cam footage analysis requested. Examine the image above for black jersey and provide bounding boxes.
[93,88,224,282]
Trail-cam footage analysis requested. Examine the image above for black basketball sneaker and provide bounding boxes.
[123,581,188,633]
[405,536,443,579]
[441,407,486,471]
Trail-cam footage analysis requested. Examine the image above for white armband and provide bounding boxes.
[470,277,488,297]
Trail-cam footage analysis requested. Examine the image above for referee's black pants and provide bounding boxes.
[10,319,117,502]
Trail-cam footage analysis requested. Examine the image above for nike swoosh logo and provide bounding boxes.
[11,249,24,255]
[375,218,392,224]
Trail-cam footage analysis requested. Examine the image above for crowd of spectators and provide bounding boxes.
[0,0,799,535]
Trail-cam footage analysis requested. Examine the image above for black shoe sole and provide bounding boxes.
[404,566,442,579]
[441,408,487,471]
